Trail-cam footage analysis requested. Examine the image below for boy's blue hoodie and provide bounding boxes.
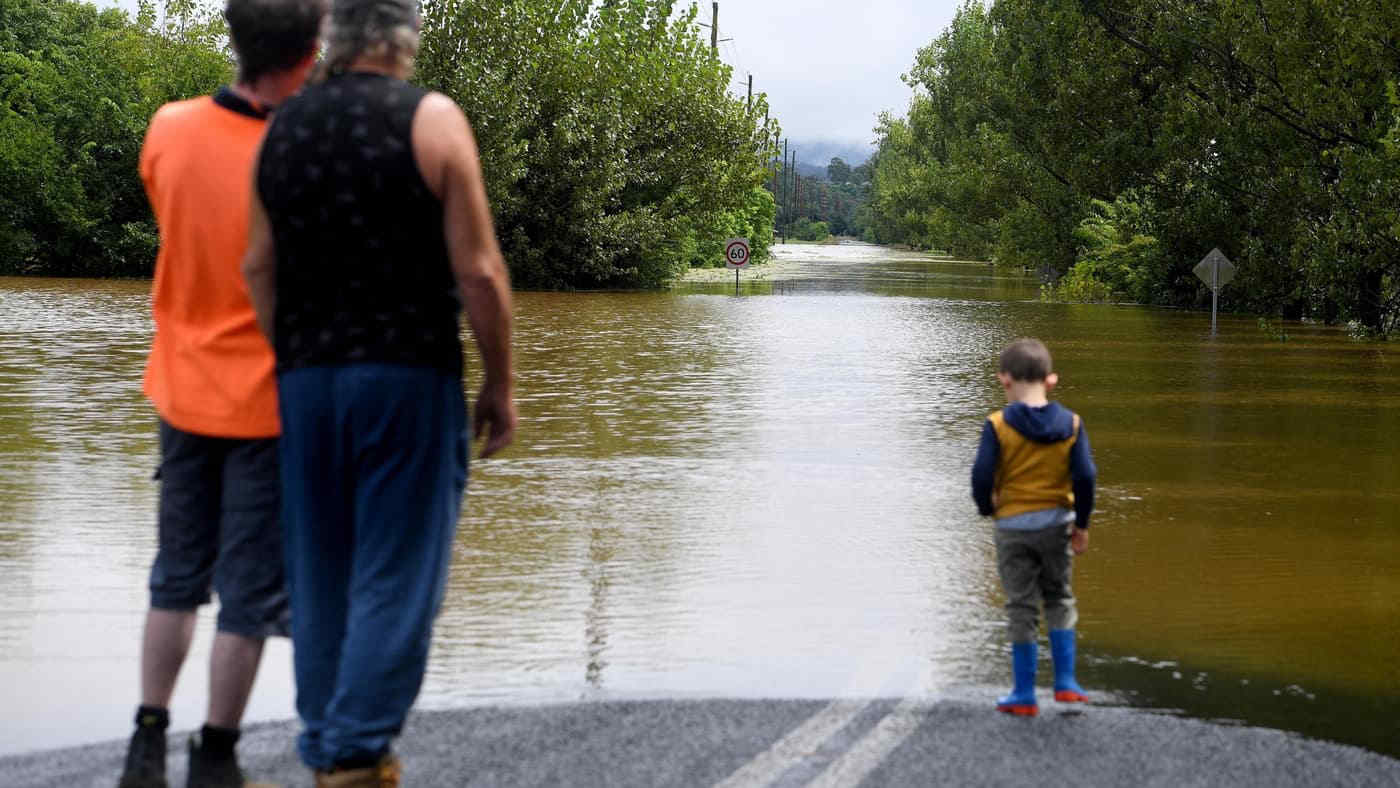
[971,401,1097,528]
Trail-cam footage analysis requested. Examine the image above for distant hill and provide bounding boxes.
[785,139,875,178]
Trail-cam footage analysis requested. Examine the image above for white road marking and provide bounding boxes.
[804,696,930,788]
[713,700,871,788]
[714,639,930,788]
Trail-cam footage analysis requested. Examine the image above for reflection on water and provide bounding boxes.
[1,244,1397,757]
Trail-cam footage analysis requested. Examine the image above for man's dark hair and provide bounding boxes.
[999,338,1053,382]
[225,0,328,84]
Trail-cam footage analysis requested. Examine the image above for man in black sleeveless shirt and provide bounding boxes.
[243,0,516,782]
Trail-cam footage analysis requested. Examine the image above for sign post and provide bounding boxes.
[724,237,750,295]
[1193,248,1236,335]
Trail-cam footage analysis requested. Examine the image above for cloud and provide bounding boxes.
[711,0,960,143]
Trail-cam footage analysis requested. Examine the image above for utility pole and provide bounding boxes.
[771,131,778,184]
[711,2,718,51]
[788,149,795,222]
[746,73,753,112]
[788,148,796,225]
[779,139,789,243]
[788,148,796,236]
[784,146,795,216]
[780,138,788,235]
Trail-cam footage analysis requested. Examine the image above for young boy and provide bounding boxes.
[971,338,1097,716]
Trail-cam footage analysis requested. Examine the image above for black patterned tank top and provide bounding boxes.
[256,72,462,375]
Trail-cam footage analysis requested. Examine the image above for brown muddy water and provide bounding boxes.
[1,242,1397,757]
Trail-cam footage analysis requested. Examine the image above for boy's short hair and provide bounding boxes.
[999,338,1053,382]
[225,0,328,85]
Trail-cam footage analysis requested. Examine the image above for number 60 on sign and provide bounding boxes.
[725,238,750,269]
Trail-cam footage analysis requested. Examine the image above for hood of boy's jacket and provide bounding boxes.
[1002,401,1075,443]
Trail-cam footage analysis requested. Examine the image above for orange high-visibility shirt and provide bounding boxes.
[140,89,279,438]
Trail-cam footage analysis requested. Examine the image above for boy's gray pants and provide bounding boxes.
[995,524,1078,644]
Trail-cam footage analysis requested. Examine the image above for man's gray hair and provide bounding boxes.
[315,0,420,81]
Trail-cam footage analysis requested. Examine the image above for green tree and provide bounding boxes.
[791,217,829,242]
[0,0,231,276]
[826,156,851,184]
[4,0,776,288]
[416,0,778,288]
[868,0,1400,334]
[773,163,867,239]
[868,2,1081,264]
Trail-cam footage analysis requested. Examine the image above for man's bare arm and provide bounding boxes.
[413,92,516,458]
[243,185,277,345]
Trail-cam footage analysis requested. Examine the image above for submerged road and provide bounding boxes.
[7,691,1399,787]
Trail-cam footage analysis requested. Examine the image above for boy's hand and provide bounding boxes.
[1070,527,1089,555]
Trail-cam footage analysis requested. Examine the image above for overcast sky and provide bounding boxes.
[708,1,960,147]
[102,0,959,148]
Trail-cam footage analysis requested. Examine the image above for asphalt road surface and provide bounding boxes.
[7,691,1398,787]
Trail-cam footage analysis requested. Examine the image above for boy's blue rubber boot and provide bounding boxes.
[996,641,1038,716]
[1050,629,1089,703]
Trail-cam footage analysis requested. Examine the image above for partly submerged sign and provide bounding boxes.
[1194,248,1235,334]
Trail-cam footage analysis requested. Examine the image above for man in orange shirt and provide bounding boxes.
[122,2,325,786]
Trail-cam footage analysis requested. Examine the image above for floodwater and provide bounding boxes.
[1,242,1397,758]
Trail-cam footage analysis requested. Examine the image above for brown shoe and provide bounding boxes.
[314,754,401,788]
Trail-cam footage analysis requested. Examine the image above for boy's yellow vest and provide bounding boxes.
[988,409,1080,519]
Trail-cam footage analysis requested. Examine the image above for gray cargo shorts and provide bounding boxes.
[995,522,1078,644]
[148,419,289,639]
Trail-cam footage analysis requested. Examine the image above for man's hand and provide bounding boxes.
[416,93,516,458]
[1070,527,1089,555]
[473,380,517,459]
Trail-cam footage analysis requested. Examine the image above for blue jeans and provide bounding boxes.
[278,364,467,770]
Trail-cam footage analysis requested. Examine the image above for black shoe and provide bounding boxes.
[186,734,255,788]
[117,722,168,788]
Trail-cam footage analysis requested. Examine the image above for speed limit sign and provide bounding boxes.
[724,237,750,269]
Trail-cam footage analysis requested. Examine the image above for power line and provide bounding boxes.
[705,3,758,105]
[721,38,746,83]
